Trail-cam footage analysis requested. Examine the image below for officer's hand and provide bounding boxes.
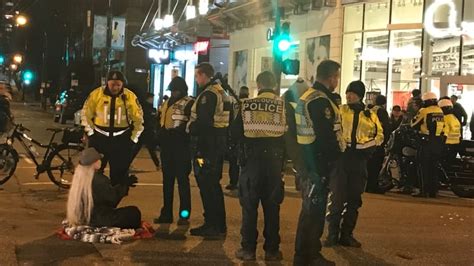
[127,175,139,187]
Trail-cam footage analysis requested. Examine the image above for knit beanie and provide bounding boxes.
[346,80,366,100]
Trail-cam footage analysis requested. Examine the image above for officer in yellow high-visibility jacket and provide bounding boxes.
[82,71,144,185]
[154,77,194,225]
[187,63,232,238]
[411,92,445,198]
[231,71,286,262]
[325,80,383,249]
[438,99,461,167]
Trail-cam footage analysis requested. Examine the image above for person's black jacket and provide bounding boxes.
[389,116,403,133]
[90,172,129,227]
[453,102,468,126]
[375,105,390,146]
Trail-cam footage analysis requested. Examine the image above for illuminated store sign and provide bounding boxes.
[424,0,474,38]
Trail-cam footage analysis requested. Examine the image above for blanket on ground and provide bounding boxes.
[57,220,155,244]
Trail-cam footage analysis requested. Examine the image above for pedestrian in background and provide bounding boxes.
[367,95,389,194]
[187,63,231,237]
[294,60,344,266]
[325,80,383,249]
[155,77,194,225]
[232,71,286,262]
[450,95,468,136]
[82,71,144,186]
[130,92,161,170]
[389,105,403,133]
[406,89,422,122]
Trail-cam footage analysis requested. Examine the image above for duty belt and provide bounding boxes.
[346,139,376,149]
[94,127,129,137]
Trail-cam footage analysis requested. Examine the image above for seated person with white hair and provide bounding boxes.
[67,148,141,229]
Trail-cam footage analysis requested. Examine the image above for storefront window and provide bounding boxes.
[364,1,389,30]
[361,31,389,95]
[390,30,422,109]
[391,0,424,24]
[432,37,461,76]
[341,33,362,91]
[344,5,363,32]
[462,36,474,75]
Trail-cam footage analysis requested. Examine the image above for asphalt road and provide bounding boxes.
[0,103,473,265]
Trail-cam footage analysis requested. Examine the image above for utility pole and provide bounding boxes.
[106,0,112,73]
[272,0,282,95]
[41,31,48,110]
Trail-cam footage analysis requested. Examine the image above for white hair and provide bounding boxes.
[66,164,95,226]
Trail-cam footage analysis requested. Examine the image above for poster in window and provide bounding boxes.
[305,35,331,84]
[261,57,273,72]
[111,17,126,51]
[93,16,126,51]
[233,50,248,90]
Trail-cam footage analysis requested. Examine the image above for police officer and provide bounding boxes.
[294,60,344,266]
[411,92,445,198]
[324,80,383,248]
[82,71,144,185]
[155,77,194,225]
[187,63,231,237]
[231,71,286,261]
[367,95,390,193]
[439,99,461,165]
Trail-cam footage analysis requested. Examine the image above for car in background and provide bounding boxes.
[54,88,85,124]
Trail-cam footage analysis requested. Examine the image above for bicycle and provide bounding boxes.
[0,123,84,189]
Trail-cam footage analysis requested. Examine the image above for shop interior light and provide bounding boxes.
[163,15,174,28]
[199,0,209,15]
[186,5,196,20]
[154,18,164,31]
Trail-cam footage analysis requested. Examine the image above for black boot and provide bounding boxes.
[309,253,335,266]
[324,223,340,247]
[339,234,362,248]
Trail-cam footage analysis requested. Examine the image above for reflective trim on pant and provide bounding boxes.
[326,150,368,237]
[294,178,328,259]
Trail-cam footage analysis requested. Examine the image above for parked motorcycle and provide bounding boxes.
[378,125,474,198]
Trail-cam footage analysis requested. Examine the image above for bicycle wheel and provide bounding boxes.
[46,144,83,189]
[0,144,18,185]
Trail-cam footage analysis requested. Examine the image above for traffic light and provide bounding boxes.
[282,59,300,75]
[22,70,34,85]
[275,22,291,54]
[0,55,4,65]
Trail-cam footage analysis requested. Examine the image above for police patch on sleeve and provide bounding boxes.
[324,107,332,119]
[200,96,207,104]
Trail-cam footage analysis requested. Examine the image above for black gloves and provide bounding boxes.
[126,174,138,187]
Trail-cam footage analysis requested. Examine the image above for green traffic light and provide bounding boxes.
[278,39,291,52]
[23,70,34,81]
[0,56,4,65]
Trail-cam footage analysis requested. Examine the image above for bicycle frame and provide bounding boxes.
[9,124,61,172]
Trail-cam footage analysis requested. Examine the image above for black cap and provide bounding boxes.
[375,95,387,106]
[79,148,103,166]
[168,77,188,94]
[346,81,366,100]
[107,71,127,84]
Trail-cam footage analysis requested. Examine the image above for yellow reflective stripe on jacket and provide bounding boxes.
[444,114,461,144]
[160,96,193,129]
[242,92,286,138]
[411,105,445,136]
[189,84,230,129]
[340,105,384,148]
[81,87,144,142]
[295,88,343,150]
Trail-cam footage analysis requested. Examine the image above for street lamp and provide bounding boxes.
[13,54,23,64]
[16,15,28,26]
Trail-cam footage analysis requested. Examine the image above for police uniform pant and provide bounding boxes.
[239,146,284,252]
[366,146,385,193]
[193,136,227,231]
[294,155,331,263]
[326,149,368,238]
[159,132,191,219]
[89,131,133,186]
[419,137,444,196]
